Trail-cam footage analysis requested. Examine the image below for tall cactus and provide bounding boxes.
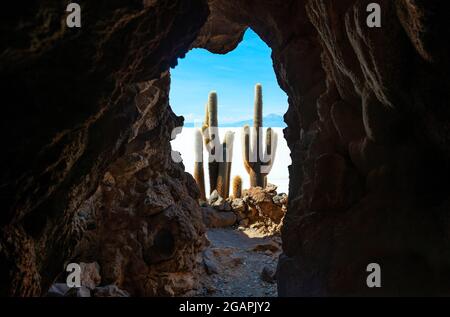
[202,92,220,193]
[193,129,206,201]
[242,84,278,188]
[201,91,235,197]
[232,175,242,199]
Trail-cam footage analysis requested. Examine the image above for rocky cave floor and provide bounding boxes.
[196,227,281,297]
[47,185,286,297]
[192,185,286,297]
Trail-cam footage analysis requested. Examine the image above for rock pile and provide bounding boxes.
[201,185,288,234]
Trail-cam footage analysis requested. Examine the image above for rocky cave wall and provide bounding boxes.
[0,0,208,296]
[195,0,450,295]
[1,0,450,296]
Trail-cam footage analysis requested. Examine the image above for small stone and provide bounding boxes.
[261,266,276,284]
[203,257,219,275]
[231,257,243,267]
[206,285,217,294]
[239,218,249,227]
[102,172,116,186]
[213,198,232,211]
[208,190,220,204]
[265,183,278,193]
[208,190,232,211]
[46,283,70,297]
[78,286,92,297]
[93,285,130,297]
[231,198,246,214]
[273,193,288,206]
[202,207,237,228]
[252,241,280,253]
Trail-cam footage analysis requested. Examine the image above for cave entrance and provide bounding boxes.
[170,28,290,195]
[170,28,290,296]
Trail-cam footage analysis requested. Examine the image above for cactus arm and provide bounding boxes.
[242,125,252,174]
[224,131,235,198]
[203,102,209,128]
[216,141,227,198]
[202,102,210,147]
[261,128,278,176]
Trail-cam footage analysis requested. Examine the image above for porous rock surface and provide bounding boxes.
[0,0,208,296]
[197,0,450,296]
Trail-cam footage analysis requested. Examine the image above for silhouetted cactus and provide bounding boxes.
[193,129,206,201]
[232,175,242,199]
[242,84,278,187]
[201,91,235,197]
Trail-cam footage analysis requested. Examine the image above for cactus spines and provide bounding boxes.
[232,175,242,199]
[242,83,278,188]
[193,129,206,201]
[261,127,278,180]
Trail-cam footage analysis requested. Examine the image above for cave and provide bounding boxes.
[1,0,450,297]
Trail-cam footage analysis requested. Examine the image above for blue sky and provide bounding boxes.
[169,28,288,125]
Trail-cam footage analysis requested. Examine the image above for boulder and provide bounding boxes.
[252,241,280,253]
[261,266,276,284]
[209,190,232,211]
[272,193,288,206]
[201,207,237,228]
[229,185,288,233]
[208,190,219,203]
[265,183,278,194]
[231,198,247,219]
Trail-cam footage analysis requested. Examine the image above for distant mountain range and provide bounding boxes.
[184,113,286,128]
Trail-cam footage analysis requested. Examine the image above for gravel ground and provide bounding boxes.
[198,227,282,297]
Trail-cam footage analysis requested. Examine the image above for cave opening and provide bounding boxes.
[169,28,290,296]
[170,28,291,195]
